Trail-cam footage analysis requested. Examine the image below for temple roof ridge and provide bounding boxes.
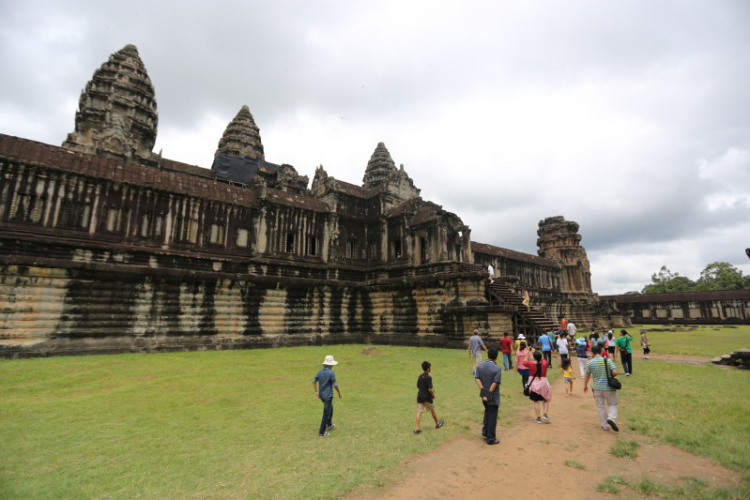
[62,43,158,164]
[362,141,397,188]
[215,105,265,160]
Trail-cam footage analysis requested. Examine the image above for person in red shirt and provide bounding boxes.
[499,331,514,371]
[523,350,553,424]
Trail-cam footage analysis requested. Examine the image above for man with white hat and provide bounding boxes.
[312,355,342,437]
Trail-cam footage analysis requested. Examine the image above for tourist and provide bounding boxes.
[522,289,531,308]
[556,332,570,364]
[516,341,530,390]
[468,329,488,372]
[515,333,526,352]
[640,330,651,359]
[523,350,553,423]
[574,336,589,378]
[414,361,444,434]
[584,344,620,432]
[487,263,494,284]
[567,320,577,339]
[475,348,502,445]
[538,330,553,368]
[560,357,575,396]
[560,317,567,332]
[616,330,634,376]
[312,355,342,437]
[606,330,617,361]
[547,329,557,352]
[500,331,514,371]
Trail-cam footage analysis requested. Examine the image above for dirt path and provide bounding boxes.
[346,357,742,499]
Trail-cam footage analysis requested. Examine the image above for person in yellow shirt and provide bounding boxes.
[560,358,575,396]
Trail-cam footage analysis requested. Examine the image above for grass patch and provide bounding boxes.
[0,345,529,500]
[621,360,750,475]
[598,475,750,499]
[564,460,586,470]
[596,475,628,494]
[631,324,750,357]
[610,437,640,458]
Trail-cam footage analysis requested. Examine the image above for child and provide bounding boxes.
[414,361,444,434]
[640,330,651,359]
[560,357,575,396]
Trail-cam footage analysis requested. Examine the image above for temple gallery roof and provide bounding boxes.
[1,134,258,208]
[471,241,558,267]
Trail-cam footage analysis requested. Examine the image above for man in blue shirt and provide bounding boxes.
[475,348,502,445]
[312,355,342,437]
[539,333,553,368]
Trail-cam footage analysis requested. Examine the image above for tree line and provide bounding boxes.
[627,262,750,294]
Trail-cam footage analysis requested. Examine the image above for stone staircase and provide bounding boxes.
[486,281,557,343]
[712,348,750,369]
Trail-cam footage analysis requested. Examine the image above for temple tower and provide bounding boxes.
[62,45,158,164]
[363,142,397,188]
[537,216,593,294]
[215,105,265,160]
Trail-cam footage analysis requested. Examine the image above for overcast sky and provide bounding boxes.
[1,0,748,294]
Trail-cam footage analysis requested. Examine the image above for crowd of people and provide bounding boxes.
[311,323,651,443]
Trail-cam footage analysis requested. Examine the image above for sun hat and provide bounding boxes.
[322,355,338,365]
[517,334,526,340]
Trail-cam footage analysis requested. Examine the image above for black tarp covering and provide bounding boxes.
[212,154,263,184]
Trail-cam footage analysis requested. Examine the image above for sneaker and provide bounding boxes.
[319,432,329,437]
[327,424,336,430]
[487,438,500,445]
[535,418,542,424]
[607,419,619,432]
[542,415,551,423]
[625,373,630,377]
[413,429,422,435]
[436,419,444,429]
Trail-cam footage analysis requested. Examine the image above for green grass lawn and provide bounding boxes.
[621,361,750,474]
[0,346,528,500]
[1,334,748,499]
[629,324,750,357]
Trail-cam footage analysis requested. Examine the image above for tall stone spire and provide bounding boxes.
[363,142,397,188]
[215,105,265,160]
[62,44,158,164]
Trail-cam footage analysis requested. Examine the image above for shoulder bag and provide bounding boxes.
[524,361,541,396]
[605,358,622,390]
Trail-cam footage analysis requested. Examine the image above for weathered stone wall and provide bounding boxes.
[0,237,494,357]
[602,291,750,325]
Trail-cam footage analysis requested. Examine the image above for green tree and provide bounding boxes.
[641,265,696,294]
[696,261,746,291]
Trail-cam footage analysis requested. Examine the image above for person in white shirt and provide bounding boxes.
[556,333,570,363]
[487,264,494,284]
[567,321,577,338]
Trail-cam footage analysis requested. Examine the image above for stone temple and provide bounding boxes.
[0,45,626,357]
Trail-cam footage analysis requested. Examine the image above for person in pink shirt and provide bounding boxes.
[516,341,530,390]
[523,350,553,423]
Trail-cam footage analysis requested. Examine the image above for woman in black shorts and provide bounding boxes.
[606,331,616,360]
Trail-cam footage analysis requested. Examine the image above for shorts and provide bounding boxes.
[529,391,545,402]
[417,402,435,413]
[607,347,615,355]
[564,377,573,382]
[473,353,483,365]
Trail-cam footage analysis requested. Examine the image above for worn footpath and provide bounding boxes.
[347,355,741,499]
